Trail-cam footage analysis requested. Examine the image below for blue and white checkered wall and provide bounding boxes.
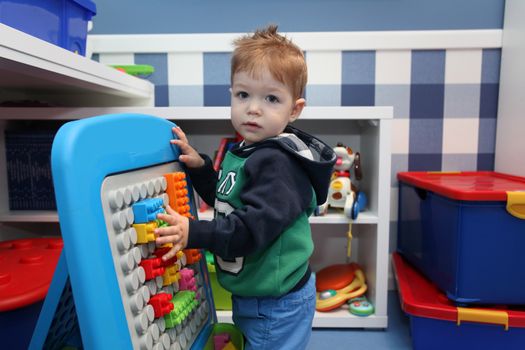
[96,48,500,173]
[92,32,501,264]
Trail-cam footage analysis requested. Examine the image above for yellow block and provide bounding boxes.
[133,222,157,244]
[223,341,238,350]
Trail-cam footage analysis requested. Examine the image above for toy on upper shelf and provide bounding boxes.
[111,64,155,78]
[317,143,367,219]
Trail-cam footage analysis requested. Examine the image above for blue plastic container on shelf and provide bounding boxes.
[397,171,525,305]
[0,0,96,55]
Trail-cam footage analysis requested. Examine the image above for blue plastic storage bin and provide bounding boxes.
[393,253,525,350]
[0,0,96,55]
[397,171,525,305]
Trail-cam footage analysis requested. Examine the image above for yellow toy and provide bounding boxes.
[315,263,367,312]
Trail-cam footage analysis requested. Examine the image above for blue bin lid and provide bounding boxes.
[71,0,97,14]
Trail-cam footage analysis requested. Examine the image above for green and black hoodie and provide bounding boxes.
[186,125,336,297]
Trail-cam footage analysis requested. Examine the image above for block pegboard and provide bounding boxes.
[29,114,221,350]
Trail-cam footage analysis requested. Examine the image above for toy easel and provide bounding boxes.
[29,114,219,349]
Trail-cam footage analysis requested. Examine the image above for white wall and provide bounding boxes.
[495,0,525,176]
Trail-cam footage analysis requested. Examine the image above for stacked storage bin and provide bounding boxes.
[0,238,63,350]
[395,171,525,349]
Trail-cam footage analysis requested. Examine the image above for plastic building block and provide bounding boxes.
[164,291,199,328]
[214,333,230,350]
[176,251,187,267]
[164,172,192,217]
[162,265,180,286]
[133,222,158,244]
[223,341,238,350]
[155,218,169,228]
[132,198,165,224]
[139,258,166,281]
[179,268,196,292]
[184,249,202,265]
[149,293,174,318]
[154,247,179,268]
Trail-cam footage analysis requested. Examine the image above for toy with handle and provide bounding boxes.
[316,264,368,312]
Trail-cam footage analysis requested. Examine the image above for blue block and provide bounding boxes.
[132,198,165,223]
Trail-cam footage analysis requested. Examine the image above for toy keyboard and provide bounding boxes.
[29,114,218,350]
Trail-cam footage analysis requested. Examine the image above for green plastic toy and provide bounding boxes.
[111,64,155,77]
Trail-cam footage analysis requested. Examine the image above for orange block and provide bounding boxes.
[164,172,192,217]
[184,249,202,265]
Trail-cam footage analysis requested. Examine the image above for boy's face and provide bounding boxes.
[230,69,305,145]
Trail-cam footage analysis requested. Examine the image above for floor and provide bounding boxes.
[308,291,413,350]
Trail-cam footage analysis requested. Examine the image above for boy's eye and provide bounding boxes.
[236,91,249,99]
[266,95,279,103]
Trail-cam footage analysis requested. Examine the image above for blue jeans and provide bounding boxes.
[232,274,316,350]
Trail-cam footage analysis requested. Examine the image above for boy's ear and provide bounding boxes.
[289,98,305,123]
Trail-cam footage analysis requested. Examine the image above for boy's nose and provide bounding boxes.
[247,100,262,116]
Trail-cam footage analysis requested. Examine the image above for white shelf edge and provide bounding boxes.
[89,30,502,53]
[198,209,378,224]
[0,210,59,223]
[0,209,379,225]
[217,310,387,328]
[0,106,393,121]
[0,23,154,102]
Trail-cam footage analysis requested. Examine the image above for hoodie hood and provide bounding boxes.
[234,125,336,204]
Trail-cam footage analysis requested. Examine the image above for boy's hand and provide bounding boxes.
[155,205,189,261]
[171,127,205,168]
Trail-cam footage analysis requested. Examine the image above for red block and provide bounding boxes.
[139,257,165,280]
[149,292,173,318]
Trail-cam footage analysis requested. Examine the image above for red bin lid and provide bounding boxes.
[0,237,63,312]
[397,171,525,201]
[393,253,525,329]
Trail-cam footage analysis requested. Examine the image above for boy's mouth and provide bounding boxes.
[243,122,261,129]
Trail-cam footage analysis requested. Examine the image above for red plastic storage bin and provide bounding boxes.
[0,237,63,350]
[393,252,525,350]
[397,171,525,305]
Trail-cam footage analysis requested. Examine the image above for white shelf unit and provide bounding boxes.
[0,106,392,329]
[0,23,392,329]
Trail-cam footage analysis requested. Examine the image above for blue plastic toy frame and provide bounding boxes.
[29,113,216,349]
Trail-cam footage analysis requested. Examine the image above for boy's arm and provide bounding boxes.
[170,126,217,206]
[186,148,313,259]
[186,154,217,206]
